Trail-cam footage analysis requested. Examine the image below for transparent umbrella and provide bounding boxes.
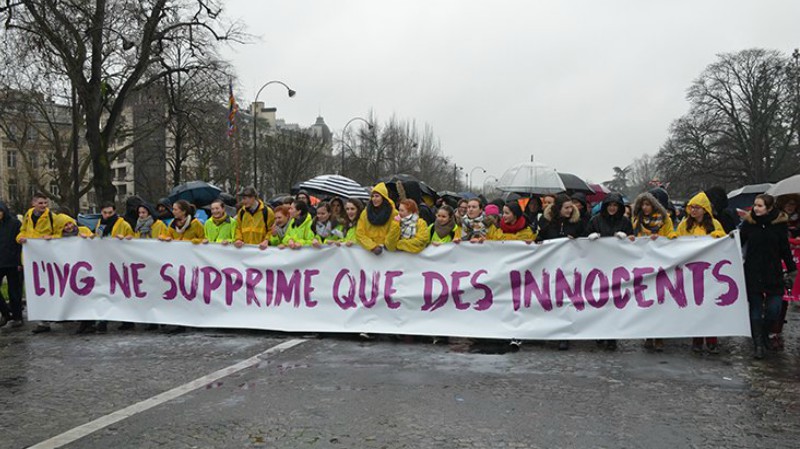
[497,162,565,194]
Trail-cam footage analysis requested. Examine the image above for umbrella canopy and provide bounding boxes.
[586,183,610,204]
[766,175,800,197]
[167,181,223,207]
[497,162,565,194]
[296,175,370,200]
[558,173,594,194]
[378,174,439,200]
[727,183,774,210]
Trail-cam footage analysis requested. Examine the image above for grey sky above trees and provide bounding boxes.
[222,0,800,187]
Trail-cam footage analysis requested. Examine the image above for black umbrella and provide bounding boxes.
[167,181,223,207]
[558,173,593,194]
[378,174,439,201]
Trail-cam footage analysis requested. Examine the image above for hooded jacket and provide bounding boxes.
[356,183,398,251]
[386,215,430,253]
[0,201,22,268]
[133,204,168,239]
[234,200,275,245]
[588,193,633,237]
[54,215,94,238]
[536,203,587,241]
[17,206,58,243]
[676,192,726,238]
[631,192,675,238]
[704,186,738,233]
[740,208,796,296]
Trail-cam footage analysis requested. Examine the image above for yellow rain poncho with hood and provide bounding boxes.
[676,192,726,238]
[17,206,63,242]
[356,183,398,251]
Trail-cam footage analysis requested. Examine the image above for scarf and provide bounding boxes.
[637,212,665,235]
[98,214,118,238]
[273,221,288,240]
[400,213,419,240]
[62,225,79,237]
[500,215,527,234]
[433,215,456,239]
[212,215,230,226]
[367,201,392,226]
[171,215,192,234]
[461,213,487,240]
[135,216,155,238]
[315,220,334,239]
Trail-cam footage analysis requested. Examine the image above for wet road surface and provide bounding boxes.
[1,311,799,449]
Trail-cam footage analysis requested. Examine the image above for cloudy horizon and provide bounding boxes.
[221,0,800,187]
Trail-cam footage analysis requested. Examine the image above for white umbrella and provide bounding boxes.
[297,174,370,200]
[727,183,773,198]
[766,175,800,197]
[497,162,566,194]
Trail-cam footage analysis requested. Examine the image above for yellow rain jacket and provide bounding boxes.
[161,217,205,243]
[428,223,462,244]
[235,200,274,245]
[17,207,60,242]
[356,183,398,251]
[488,225,536,241]
[134,220,168,239]
[53,215,93,238]
[386,216,431,253]
[94,216,134,238]
[675,192,726,238]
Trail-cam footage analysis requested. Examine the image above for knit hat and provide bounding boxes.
[484,204,500,216]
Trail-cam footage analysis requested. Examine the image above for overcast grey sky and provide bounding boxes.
[222,0,800,187]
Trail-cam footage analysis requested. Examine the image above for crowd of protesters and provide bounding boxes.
[1,180,798,361]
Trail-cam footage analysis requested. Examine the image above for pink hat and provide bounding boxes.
[484,204,500,216]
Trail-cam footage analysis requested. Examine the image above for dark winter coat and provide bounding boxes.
[705,187,738,233]
[740,208,796,296]
[0,201,22,268]
[536,203,587,241]
[587,193,633,237]
[571,192,591,228]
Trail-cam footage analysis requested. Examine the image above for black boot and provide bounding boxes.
[751,318,765,359]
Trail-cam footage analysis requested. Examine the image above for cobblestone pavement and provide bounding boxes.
[1,308,799,449]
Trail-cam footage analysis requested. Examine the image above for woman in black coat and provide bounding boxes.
[740,194,797,359]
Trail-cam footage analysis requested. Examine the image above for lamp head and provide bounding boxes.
[288,89,297,98]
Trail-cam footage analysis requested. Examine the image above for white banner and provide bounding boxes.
[23,234,750,339]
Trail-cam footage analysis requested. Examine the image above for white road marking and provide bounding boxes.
[28,339,306,449]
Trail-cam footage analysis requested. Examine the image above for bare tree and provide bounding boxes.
[657,48,800,194]
[265,129,327,194]
[1,0,245,203]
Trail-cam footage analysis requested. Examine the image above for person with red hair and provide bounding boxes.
[386,199,430,253]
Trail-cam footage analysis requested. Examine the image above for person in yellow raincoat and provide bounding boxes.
[386,199,430,253]
[356,183,397,255]
[55,215,93,238]
[675,191,726,354]
[234,186,274,250]
[159,200,204,243]
[93,201,134,239]
[489,202,536,241]
[631,191,675,240]
[17,192,59,243]
[131,204,168,240]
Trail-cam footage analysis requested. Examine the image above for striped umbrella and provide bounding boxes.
[297,175,370,200]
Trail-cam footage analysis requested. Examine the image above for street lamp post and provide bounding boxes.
[340,117,374,177]
[252,80,295,193]
[469,166,486,192]
[452,164,463,190]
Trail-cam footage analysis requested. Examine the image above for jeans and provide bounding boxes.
[0,267,23,321]
[748,293,783,324]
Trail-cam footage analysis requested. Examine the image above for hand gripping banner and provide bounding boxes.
[23,234,750,339]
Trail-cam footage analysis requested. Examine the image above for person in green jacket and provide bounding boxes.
[312,202,344,247]
[269,204,291,246]
[203,199,237,244]
[283,200,315,249]
[338,198,364,246]
[429,205,461,245]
